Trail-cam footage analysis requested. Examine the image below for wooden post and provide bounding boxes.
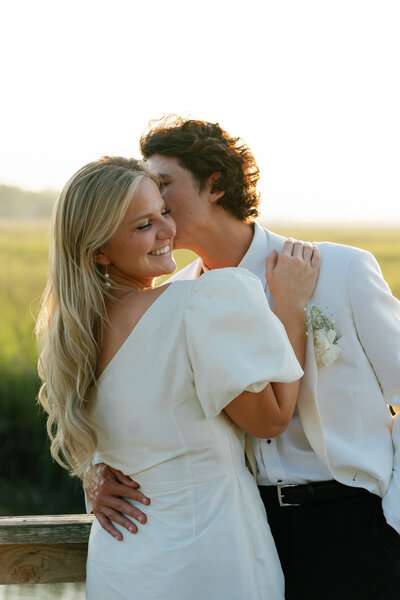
[0,515,94,584]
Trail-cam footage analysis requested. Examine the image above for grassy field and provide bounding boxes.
[0,220,50,368]
[0,219,399,515]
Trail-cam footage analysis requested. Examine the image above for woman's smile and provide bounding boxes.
[149,243,172,256]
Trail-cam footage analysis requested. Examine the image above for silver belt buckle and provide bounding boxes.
[277,483,300,507]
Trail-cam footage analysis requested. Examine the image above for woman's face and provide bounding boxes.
[99,177,176,288]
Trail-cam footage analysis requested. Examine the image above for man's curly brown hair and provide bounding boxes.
[140,116,261,222]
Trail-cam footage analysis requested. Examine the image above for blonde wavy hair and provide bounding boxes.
[35,156,158,481]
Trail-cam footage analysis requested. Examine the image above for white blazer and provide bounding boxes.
[171,227,400,533]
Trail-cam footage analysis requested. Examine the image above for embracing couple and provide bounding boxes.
[36,117,400,599]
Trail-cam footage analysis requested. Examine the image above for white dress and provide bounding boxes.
[86,268,303,600]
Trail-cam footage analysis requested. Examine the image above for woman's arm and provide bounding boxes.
[224,239,320,437]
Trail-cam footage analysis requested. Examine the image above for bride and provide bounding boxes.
[36,156,320,599]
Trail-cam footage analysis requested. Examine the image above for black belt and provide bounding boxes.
[259,480,370,507]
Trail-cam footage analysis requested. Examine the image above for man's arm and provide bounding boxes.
[349,250,400,406]
[349,250,400,533]
[86,464,150,540]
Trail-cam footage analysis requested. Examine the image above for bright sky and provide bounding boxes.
[1,0,399,223]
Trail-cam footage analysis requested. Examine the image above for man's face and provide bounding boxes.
[146,155,209,250]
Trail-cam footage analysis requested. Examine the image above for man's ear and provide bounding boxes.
[93,248,111,266]
[208,172,225,204]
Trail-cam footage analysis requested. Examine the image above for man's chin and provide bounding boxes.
[172,233,195,251]
[171,238,185,251]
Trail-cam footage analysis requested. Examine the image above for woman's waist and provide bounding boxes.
[90,466,262,558]
[128,464,251,494]
[114,468,260,544]
[95,444,248,492]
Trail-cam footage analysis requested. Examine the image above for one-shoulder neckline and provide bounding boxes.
[96,281,182,383]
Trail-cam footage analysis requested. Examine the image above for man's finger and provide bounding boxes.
[105,496,148,524]
[100,506,141,534]
[92,493,148,526]
[105,482,150,506]
[95,512,124,541]
[110,467,140,488]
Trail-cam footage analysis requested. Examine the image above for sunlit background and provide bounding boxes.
[1,0,399,223]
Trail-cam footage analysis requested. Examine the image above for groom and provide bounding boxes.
[87,117,400,599]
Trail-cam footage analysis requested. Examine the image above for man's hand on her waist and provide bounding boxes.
[86,463,150,541]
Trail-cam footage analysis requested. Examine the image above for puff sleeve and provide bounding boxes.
[184,268,303,419]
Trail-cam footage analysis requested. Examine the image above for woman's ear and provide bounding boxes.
[208,172,225,204]
[93,248,111,266]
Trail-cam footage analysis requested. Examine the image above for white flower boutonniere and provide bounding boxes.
[305,302,341,368]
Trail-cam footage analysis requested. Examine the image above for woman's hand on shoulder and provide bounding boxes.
[266,239,320,311]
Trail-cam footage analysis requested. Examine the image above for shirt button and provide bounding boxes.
[266,439,272,444]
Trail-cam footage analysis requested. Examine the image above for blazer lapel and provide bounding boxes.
[297,334,331,468]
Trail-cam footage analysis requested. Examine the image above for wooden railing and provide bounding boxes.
[0,515,94,584]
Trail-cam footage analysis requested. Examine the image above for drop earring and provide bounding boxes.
[104,265,111,288]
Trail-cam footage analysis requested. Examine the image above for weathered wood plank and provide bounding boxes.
[0,515,94,584]
[0,515,94,544]
[0,542,88,584]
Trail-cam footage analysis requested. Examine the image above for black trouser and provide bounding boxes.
[259,484,400,600]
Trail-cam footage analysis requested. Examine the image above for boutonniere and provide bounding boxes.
[305,302,341,368]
